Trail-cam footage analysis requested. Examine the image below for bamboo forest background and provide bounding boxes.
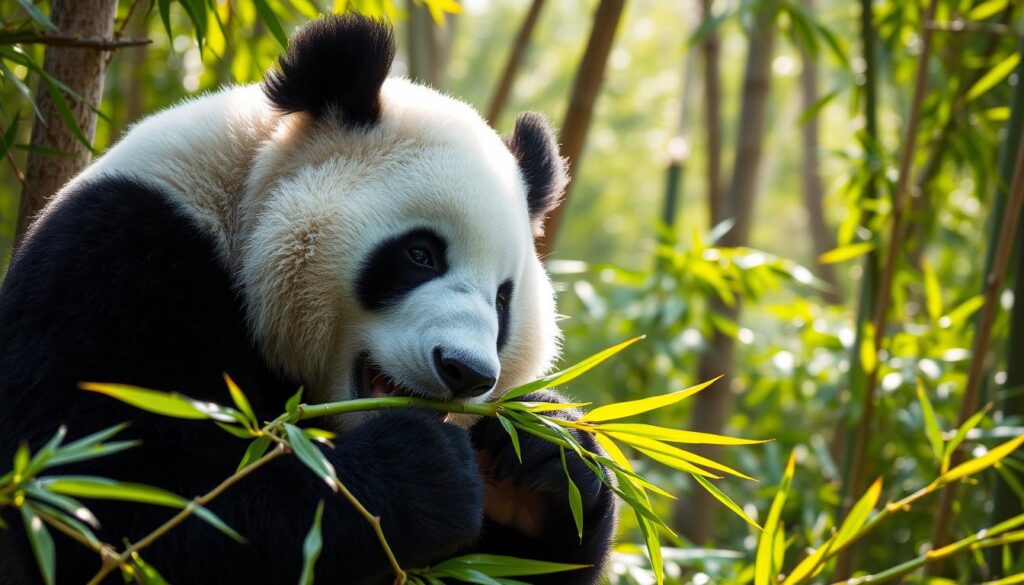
[1,0,1023,582]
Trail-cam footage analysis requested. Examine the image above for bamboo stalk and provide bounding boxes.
[833,0,940,575]
[701,0,724,227]
[989,45,1024,577]
[926,95,1024,577]
[486,0,547,127]
[536,0,627,256]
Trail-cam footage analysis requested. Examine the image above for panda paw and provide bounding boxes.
[471,391,606,539]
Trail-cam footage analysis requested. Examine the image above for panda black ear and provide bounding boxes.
[262,14,395,126]
[505,113,568,234]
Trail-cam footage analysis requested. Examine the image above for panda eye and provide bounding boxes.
[496,291,508,311]
[407,247,435,268]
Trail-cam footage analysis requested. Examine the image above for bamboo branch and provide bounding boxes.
[1,33,150,49]
[834,0,940,575]
[486,0,546,126]
[86,445,289,585]
[926,108,1024,575]
[926,20,1023,37]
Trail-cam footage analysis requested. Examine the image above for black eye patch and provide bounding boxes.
[496,280,513,352]
[356,228,448,311]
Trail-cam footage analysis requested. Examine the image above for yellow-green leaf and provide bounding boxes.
[597,423,767,445]
[968,0,1008,20]
[938,434,1024,485]
[819,242,875,264]
[756,453,795,585]
[942,404,992,473]
[923,259,943,322]
[80,383,209,420]
[917,380,944,463]
[298,501,324,585]
[605,432,754,480]
[224,374,256,427]
[20,505,55,585]
[501,337,644,401]
[860,323,877,374]
[967,53,1020,103]
[693,475,762,530]
[834,477,882,548]
[560,448,584,541]
[579,376,722,423]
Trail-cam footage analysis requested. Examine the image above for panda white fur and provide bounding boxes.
[0,15,615,585]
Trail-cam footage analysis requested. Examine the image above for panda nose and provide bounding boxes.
[433,348,497,398]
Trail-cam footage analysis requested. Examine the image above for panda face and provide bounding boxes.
[237,16,565,425]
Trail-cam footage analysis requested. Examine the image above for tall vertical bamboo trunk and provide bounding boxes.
[681,1,777,544]
[487,0,547,127]
[701,0,724,227]
[536,0,627,256]
[16,0,119,246]
[797,0,840,304]
[986,42,1024,577]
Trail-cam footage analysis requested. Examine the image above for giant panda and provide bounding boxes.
[0,14,616,585]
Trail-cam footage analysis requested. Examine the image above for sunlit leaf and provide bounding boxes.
[424,554,587,578]
[253,0,289,47]
[286,388,304,418]
[580,376,722,423]
[968,0,1009,20]
[923,260,943,322]
[605,432,753,480]
[834,477,882,548]
[298,501,325,585]
[943,404,992,473]
[80,383,210,420]
[16,0,59,32]
[967,53,1020,103]
[755,453,795,585]
[692,475,761,530]
[597,423,767,445]
[938,434,1024,485]
[224,374,257,427]
[943,295,986,328]
[237,436,273,471]
[501,337,644,401]
[819,242,875,264]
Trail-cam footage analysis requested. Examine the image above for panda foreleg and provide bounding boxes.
[470,391,617,585]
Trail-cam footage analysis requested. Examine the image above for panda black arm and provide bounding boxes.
[0,176,482,584]
[471,390,617,585]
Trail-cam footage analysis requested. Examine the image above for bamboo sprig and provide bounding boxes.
[85,444,289,585]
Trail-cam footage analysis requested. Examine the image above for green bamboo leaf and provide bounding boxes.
[157,0,174,40]
[917,380,944,462]
[47,440,138,468]
[24,483,98,528]
[967,53,1021,103]
[216,422,255,439]
[285,424,340,489]
[425,554,587,577]
[16,0,59,32]
[286,388,304,418]
[0,114,20,161]
[29,501,101,548]
[253,0,289,47]
[968,0,1008,20]
[20,505,55,585]
[497,415,522,462]
[938,434,1024,485]
[860,323,877,374]
[819,242,875,264]
[943,295,986,328]
[80,383,209,420]
[756,453,795,585]
[298,501,325,585]
[237,436,273,471]
[597,423,767,445]
[579,376,722,423]
[501,337,644,401]
[560,448,584,541]
[834,477,882,548]
[923,260,943,322]
[606,432,750,480]
[224,374,257,427]
[692,475,761,530]
[191,505,245,543]
[130,553,170,585]
[0,61,41,120]
[23,426,66,478]
[40,476,186,507]
[501,401,591,413]
[627,478,663,585]
[41,78,94,154]
[943,404,992,473]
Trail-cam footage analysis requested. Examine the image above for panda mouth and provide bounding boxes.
[354,352,416,399]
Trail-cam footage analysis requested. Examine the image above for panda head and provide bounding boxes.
[238,15,566,422]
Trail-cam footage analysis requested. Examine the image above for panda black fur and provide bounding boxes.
[0,15,615,585]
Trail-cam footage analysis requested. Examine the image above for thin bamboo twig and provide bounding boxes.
[333,478,406,584]
[85,445,289,585]
[926,114,1024,575]
[926,20,1023,37]
[834,0,940,574]
[486,0,546,126]
[2,33,150,49]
